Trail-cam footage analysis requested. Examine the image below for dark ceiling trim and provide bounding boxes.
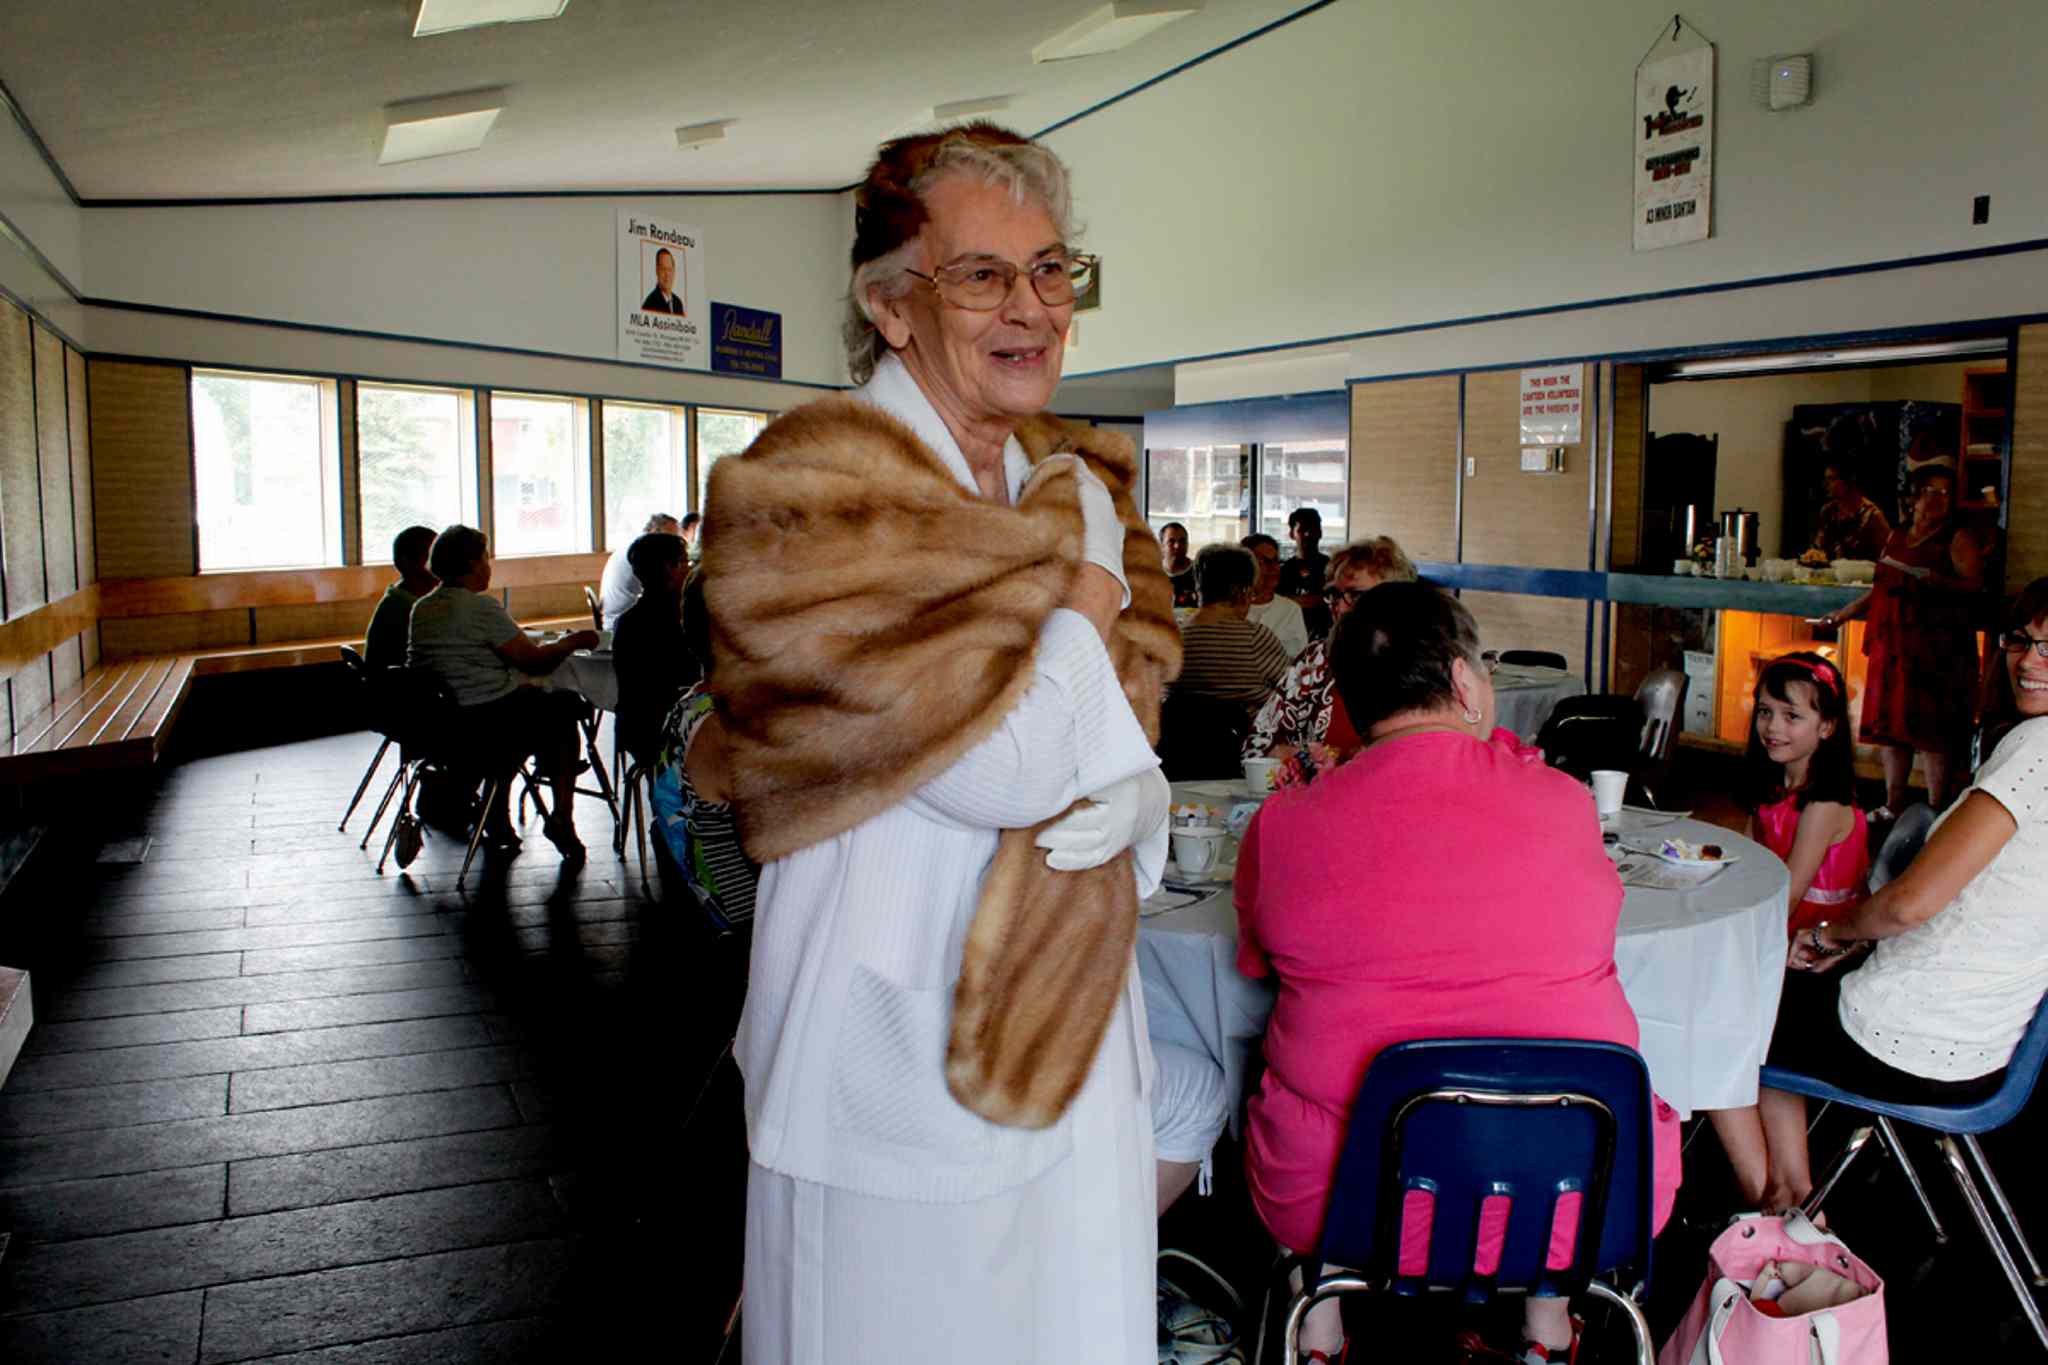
[78,294,849,391]
[1033,0,1339,141]
[1060,232,2048,383]
[0,204,83,301]
[0,275,84,351]
[0,73,81,207]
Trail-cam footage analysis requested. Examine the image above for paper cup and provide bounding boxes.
[1590,769,1628,819]
[1170,828,1227,875]
[1242,757,1283,792]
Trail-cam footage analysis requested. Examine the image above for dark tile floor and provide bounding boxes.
[2,733,2043,1361]
[0,732,749,1363]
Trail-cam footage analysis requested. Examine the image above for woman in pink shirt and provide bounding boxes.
[1235,583,1681,1364]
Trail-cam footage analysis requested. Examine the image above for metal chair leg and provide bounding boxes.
[1801,1123,1874,1221]
[358,764,408,850]
[376,763,421,874]
[1962,1133,2048,1286]
[458,778,501,890]
[1281,1275,1371,1365]
[632,768,649,883]
[1585,1279,1655,1365]
[1874,1116,1949,1243]
[338,736,392,832]
[1940,1135,2048,1352]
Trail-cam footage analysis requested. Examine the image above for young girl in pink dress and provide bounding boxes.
[1707,651,1870,1208]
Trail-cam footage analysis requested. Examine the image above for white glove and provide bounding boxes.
[1036,767,1170,872]
[1062,456,1131,609]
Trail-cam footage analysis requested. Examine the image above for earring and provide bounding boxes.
[1462,705,1482,726]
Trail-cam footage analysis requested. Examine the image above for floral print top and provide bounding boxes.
[1243,637,1337,761]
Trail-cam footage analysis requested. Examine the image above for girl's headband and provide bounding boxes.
[1775,656,1841,692]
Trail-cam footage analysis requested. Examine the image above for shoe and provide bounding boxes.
[393,812,424,869]
[477,824,522,853]
[543,817,586,865]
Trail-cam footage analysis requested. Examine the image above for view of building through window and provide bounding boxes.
[357,384,474,564]
[192,370,340,571]
[1145,440,1348,554]
[695,408,769,513]
[1260,440,1348,547]
[601,402,687,550]
[490,394,590,557]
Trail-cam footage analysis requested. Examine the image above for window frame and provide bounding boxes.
[598,399,690,551]
[693,405,772,512]
[354,379,481,567]
[190,366,344,574]
[486,389,595,559]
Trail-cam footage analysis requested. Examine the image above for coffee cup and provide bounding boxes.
[1590,769,1628,819]
[1170,827,1227,876]
[1242,756,1283,792]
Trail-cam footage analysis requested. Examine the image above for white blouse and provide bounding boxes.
[735,356,1168,1202]
[1841,716,2048,1080]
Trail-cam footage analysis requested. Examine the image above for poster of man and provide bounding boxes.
[641,247,684,314]
[617,211,708,370]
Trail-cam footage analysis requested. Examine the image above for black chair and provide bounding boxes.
[336,646,395,834]
[1158,691,1253,782]
[1499,649,1569,671]
[1533,694,1643,782]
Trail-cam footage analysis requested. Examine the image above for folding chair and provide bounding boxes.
[583,584,604,631]
[336,646,395,833]
[1764,993,2048,1351]
[1264,1039,1657,1365]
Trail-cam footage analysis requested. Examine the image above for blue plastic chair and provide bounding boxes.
[1271,1039,1657,1364]
[1761,992,2048,1351]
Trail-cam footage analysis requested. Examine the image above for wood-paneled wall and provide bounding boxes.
[0,298,97,737]
[1608,363,1647,571]
[1348,376,1458,561]
[88,360,195,581]
[2010,323,2048,590]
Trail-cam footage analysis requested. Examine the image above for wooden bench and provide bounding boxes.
[1,656,198,782]
[0,966,27,1088]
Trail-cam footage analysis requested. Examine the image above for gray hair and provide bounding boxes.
[842,136,1079,385]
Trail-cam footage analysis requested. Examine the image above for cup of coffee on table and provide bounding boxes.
[1590,769,1628,820]
[1242,756,1283,792]
[1170,827,1228,876]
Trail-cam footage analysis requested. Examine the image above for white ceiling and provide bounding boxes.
[7,0,1309,200]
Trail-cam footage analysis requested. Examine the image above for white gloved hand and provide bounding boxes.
[1061,455,1132,609]
[1035,767,1170,872]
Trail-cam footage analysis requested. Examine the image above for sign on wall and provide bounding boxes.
[1633,42,1715,252]
[709,303,782,379]
[1519,364,1584,446]
[617,210,708,370]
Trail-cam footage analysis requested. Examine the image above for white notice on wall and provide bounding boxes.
[1634,42,1715,251]
[1519,364,1584,446]
[617,210,709,370]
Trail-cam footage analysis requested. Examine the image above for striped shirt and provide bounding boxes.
[1172,618,1290,708]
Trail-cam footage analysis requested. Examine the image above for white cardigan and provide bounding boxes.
[734,357,1168,1202]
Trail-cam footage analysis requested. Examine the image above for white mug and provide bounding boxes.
[1242,756,1283,792]
[1171,827,1227,875]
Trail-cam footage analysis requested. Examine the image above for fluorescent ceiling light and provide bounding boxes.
[676,119,736,149]
[414,0,568,37]
[1662,336,2007,379]
[379,89,505,165]
[931,95,1012,122]
[1033,1,1203,63]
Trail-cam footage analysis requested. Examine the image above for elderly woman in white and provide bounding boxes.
[714,125,1177,1364]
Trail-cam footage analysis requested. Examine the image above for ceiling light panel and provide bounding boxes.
[379,89,506,165]
[413,0,568,38]
[676,119,736,148]
[1033,1,1202,63]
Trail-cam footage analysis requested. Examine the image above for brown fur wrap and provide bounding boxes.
[702,397,1180,1128]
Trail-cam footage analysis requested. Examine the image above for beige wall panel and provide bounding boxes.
[1348,376,1459,563]
[0,301,43,618]
[1609,363,1647,571]
[51,634,82,693]
[33,323,76,599]
[66,347,95,586]
[101,609,247,660]
[88,359,196,580]
[505,584,589,620]
[1461,369,1591,571]
[0,677,10,738]
[338,379,360,568]
[2010,324,2048,589]
[1462,590,1588,669]
[253,599,379,645]
[11,658,51,722]
[82,623,100,670]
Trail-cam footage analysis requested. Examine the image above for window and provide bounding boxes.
[1260,440,1348,547]
[192,369,341,571]
[357,383,477,564]
[490,393,592,557]
[1144,444,1252,549]
[601,401,687,550]
[695,407,770,512]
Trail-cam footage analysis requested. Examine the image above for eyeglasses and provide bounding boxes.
[1323,587,1370,610]
[903,253,1099,311]
[2001,631,2048,659]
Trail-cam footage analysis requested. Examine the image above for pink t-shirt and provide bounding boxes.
[1233,727,1681,1253]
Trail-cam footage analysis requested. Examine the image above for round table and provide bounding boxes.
[551,650,618,711]
[1137,798,1790,1122]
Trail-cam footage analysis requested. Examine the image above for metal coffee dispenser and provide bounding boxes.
[1720,508,1760,569]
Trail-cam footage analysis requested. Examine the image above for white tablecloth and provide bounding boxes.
[1492,665,1585,742]
[1136,807,1790,1122]
[546,651,618,711]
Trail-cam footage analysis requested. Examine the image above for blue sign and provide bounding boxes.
[709,303,782,380]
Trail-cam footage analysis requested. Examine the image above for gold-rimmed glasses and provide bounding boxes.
[903,253,1098,311]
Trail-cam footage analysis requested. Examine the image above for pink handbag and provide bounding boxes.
[1659,1211,1887,1364]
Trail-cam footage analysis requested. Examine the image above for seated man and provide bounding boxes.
[363,525,438,669]
[612,532,699,768]
[1242,532,1308,658]
[598,512,679,625]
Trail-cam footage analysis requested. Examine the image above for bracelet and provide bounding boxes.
[1808,923,1853,959]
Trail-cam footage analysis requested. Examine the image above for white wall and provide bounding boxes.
[0,100,85,340]
[1050,0,2048,381]
[83,193,853,387]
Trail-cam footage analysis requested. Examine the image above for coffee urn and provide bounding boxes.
[1720,509,1761,569]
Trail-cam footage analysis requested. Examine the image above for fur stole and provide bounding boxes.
[702,397,1180,1128]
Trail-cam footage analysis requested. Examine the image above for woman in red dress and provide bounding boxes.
[1822,467,1989,815]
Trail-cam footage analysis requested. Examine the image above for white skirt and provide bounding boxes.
[742,995,1156,1365]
